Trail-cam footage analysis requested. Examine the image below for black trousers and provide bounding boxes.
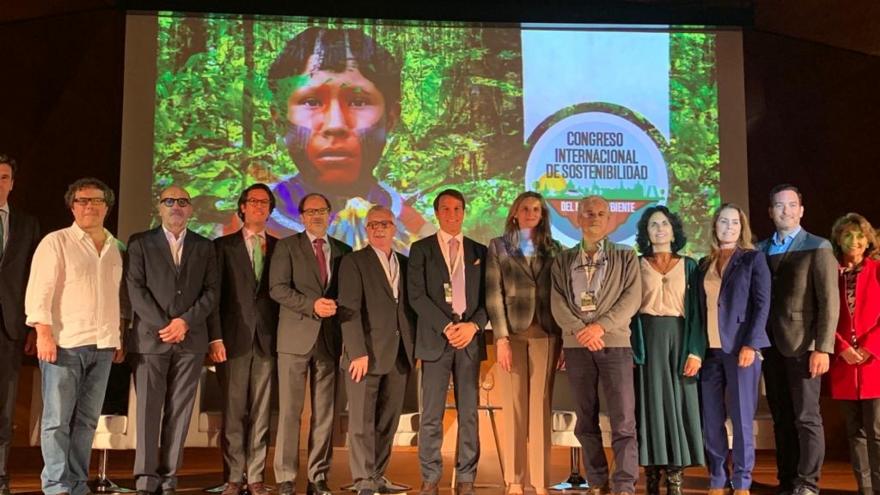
[763,347,825,492]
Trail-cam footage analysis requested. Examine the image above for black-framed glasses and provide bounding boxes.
[72,197,107,206]
[246,198,271,206]
[160,197,191,207]
[367,220,394,229]
[301,207,330,216]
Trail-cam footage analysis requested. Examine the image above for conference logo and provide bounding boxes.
[525,102,669,246]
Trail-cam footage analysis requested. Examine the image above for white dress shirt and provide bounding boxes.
[25,223,124,349]
[371,245,400,300]
[306,231,333,285]
[163,226,186,266]
[436,229,465,277]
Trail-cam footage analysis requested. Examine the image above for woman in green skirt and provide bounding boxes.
[631,205,706,495]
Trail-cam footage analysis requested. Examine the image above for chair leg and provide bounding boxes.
[551,448,588,491]
[92,450,136,494]
[486,408,505,481]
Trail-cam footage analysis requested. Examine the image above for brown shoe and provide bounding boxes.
[419,482,439,495]
[222,482,243,495]
[249,483,270,495]
[455,482,475,495]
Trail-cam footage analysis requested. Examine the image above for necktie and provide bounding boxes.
[251,235,264,283]
[314,238,328,287]
[448,237,466,316]
[0,210,5,258]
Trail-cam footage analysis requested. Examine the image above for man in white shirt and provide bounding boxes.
[337,206,416,495]
[407,189,488,495]
[126,185,218,495]
[25,177,125,495]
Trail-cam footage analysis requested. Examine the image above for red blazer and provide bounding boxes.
[828,257,880,400]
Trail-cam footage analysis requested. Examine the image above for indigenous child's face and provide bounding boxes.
[285,57,388,191]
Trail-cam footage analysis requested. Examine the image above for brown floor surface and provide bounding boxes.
[5,447,860,494]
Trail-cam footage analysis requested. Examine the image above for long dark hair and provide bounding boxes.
[502,191,558,257]
[634,205,687,256]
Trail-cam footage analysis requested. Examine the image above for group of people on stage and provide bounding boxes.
[0,149,879,495]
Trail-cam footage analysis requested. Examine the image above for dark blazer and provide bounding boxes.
[269,232,351,356]
[485,236,560,339]
[407,233,488,362]
[756,229,839,356]
[337,247,416,375]
[697,249,772,354]
[126,227,219,354]
[0,208,39,340]
[207,230,279,358]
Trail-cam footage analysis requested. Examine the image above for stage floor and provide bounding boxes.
[4,447,860,494]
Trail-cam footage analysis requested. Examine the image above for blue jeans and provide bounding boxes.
[40,345,113,495]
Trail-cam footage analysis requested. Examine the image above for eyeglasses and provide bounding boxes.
[367,220,394,229]
[301,207,330,216]
[160,197,192,207]
[72,197,107,206]
[246,198,271,206]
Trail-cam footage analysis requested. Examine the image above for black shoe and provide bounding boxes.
[377,478,410,495]
[277,482,295,495]
[644,467,661,495]
[357,490,375,495]
[419,482,439,495]
[308,480,333,495]
[455,482,475,495]
[791,486,818,495]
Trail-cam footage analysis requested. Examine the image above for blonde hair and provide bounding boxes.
[704,203,754,269]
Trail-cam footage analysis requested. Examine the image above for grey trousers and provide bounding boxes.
[840,398,880,494]
[345,352,409,491]
[216,345,276,483]
[274,337,338,484]
[132,351,204,492]
[564,347,638,494]
[419,346,480,484]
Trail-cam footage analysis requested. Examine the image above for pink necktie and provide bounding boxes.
[449,238,466,316]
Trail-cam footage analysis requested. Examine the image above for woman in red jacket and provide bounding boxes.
[828,212,880,495]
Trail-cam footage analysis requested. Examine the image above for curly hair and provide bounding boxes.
[635,205,687,256]
[830,212,879,261]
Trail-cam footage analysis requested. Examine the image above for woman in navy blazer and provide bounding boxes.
[698,203,771,495]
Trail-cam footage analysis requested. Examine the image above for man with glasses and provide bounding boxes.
[550,195,641,495]
[269,193,351,495]
[127,185,218,495]
[0,154,39,495]
[207,184,279,495]
[25,177,125,495]
[337,205,416,495]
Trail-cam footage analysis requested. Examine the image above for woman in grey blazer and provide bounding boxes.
[486,191,562,495]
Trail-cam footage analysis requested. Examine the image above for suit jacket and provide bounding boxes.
[0,207,40,340]
[828,257,880,400]
[757,229,839,356]
[407,233,488,362]
[207,230,279,358]
[697,249,771,355]
[126,227,219,354]
[337,247,416,375]
[269,231,351,356]
[485,236,560,340]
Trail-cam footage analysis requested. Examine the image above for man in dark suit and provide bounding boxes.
[338,205,416,495]
[207,184,279,495]
[0,154,39,495]
[270,193,352,495]
[127,185,219,495]
[756,184,839,495]
[407,189,488,495]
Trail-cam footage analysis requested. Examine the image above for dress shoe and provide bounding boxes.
[222,482,244,495]
[249,483,270,495]
[277,482,295,495]
[377,478,410,494]
[791,486,818,495]
[419,481,439,495]
[357,489,376,495]
[455,482,475,495]
[588,483,611,495]
[308,480,333,495]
